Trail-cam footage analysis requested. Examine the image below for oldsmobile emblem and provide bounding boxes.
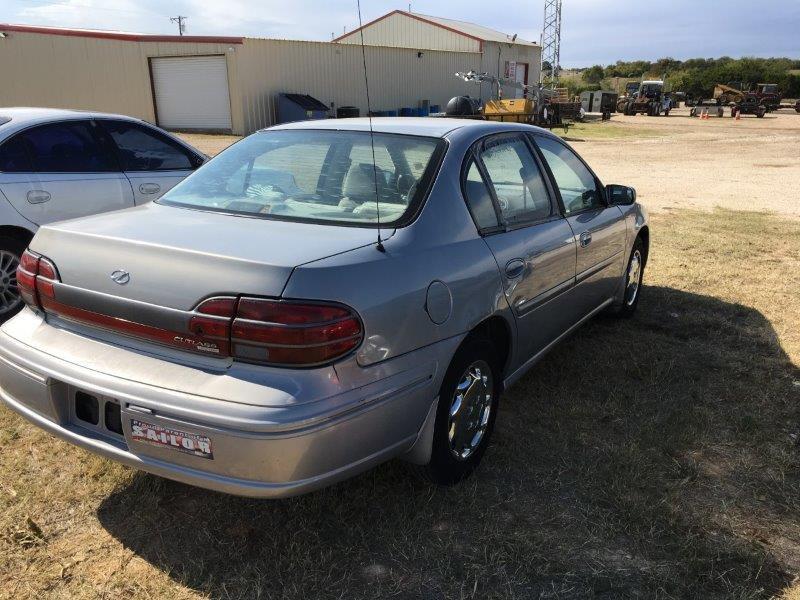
[110,269,130,285]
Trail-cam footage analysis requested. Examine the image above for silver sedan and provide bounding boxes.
[0,118,648,497]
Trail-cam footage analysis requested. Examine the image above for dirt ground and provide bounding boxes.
[572,107,800,218]
[1,109,799,599]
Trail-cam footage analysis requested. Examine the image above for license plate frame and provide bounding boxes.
[130,419,214,459]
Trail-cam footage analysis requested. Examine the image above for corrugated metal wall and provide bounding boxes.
[0,31,240,129]
[0,30,540,136]
[480,41,542,102]
[234,39,485,133]
[336,12,480,53]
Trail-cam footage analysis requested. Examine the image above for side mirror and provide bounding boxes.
[607,184,636,206]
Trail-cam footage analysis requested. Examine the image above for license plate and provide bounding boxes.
[130,419,213,459]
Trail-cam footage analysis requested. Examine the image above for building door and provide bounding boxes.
[514,63,528,99]
[150,56,232,131]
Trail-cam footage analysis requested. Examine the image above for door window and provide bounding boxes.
[0,136,34,172]
[535,136,603,214]
[479,135,552,225]
[462,158,499,230]
[12,122,116,173]
[101,121,194,171]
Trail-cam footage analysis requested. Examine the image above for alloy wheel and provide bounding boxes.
[0,250,21,316]
[625,249,642,306]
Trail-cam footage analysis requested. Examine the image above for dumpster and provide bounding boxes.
[277,93,329,124]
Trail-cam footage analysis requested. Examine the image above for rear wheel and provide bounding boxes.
[611,236,645,318]
[0,235,28,321]
[418,338,501,485]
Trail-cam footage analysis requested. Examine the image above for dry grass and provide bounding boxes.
[1,207,799,599]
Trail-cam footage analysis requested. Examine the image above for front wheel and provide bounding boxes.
[0,235,28,321]
[419,338,501,485]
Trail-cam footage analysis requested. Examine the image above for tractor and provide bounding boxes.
[730,94,767,118]
[621,80,670,116]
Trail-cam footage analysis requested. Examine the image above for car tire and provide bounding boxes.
[611,236,645,318]
[0,234,29,322]
[417,338,501,485]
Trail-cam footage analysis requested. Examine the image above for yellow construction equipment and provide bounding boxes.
[483,98,538,123]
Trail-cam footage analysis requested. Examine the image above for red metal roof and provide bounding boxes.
[0,23,243,44]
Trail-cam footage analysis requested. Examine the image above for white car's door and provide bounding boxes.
[0,120,134,225]
[95,119,201,204]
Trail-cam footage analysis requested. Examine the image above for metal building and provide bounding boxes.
[336,10,541,102]
[0,13,538,136]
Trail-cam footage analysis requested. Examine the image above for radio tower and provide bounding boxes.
[540,0,562,88]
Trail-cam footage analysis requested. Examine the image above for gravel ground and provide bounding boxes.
[179,106,800,218]
[573,107,800,218]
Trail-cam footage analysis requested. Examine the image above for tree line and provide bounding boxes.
[575,57,800,98]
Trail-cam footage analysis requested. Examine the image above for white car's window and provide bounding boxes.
[478,135,552,225]
[101,121,194,171]
[0,121,115,173]
[536,137,603,214]
[160,130,443,226]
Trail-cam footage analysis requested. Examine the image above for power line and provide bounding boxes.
[169,15,186,36]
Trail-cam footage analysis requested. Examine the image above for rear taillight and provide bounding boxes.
[16,249,59,309]
[230,298,362,366]
[25,254,361,367]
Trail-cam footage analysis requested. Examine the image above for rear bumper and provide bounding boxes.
[0,312,453,498]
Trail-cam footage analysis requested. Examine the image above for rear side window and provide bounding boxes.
[101,121,193,171]
[16,122,116,173]
[462,158,499,230]
[478,135,552,225]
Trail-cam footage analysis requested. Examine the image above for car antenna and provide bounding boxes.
[356,0,386,252]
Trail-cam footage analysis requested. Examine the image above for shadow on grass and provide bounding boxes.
[97,285,800,599]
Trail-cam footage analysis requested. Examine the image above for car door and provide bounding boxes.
[532,134,627,315]
[96,119,200,204]
[0,120,135,225]
[462,133,578,364]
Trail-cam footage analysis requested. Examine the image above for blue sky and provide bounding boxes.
[4,0,799,66]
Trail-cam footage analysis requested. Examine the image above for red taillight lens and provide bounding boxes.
[16,250,60,309]
[231,298,362,366]
[236,299,350,324]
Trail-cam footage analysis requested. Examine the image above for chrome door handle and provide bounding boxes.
[505,258,526,279]
[139,183,161,195]
[26,190,51,204]
[579,231,592,247]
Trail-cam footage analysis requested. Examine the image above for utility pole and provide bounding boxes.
[169,15,187,36]
[540,0,562,88]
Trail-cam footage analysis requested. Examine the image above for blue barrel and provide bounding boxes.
[399,107,414,117]
[384,110,398,117]
[418,105,430,117]
[430,104,440,114]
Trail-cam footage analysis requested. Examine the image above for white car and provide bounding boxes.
[0,108,206,317]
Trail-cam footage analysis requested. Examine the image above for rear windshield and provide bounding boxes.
[159,129,444,226]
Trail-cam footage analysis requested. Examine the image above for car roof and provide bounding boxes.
[267,117,556,139]
[0,107,148,133]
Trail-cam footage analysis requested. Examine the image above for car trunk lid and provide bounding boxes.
[32,202,377,310]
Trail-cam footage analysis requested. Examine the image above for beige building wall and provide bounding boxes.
[225,39,484,133]
[0,28,540,136]
[336,12,480,53]
[479,41,542,102]
[0,29,243,131]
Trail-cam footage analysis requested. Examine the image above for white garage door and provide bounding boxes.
[151,55,232,130]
